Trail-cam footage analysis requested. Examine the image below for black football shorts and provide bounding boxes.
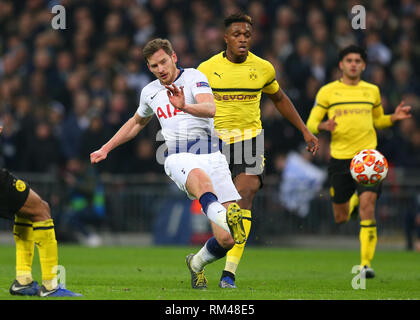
[221,134,266,187]
[328,158,382,204]
[0,168,30,219]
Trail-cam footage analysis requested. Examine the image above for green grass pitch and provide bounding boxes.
[0,245,419,300]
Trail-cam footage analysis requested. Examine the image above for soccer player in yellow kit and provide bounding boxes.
[306,45,411,278]
[0,127,80,297]
[198,13,319,288]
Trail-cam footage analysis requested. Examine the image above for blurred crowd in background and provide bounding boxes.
[0,0,419,178]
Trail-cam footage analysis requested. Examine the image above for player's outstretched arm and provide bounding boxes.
[391,101,412,123]
[165,84,215,118]
[90,113,152,164]
[267,88,319,155]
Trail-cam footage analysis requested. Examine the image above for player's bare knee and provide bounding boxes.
[236,186,259,210]
[237,178,259,194]
[238,188,257,206]
[41,200,51,219]
[334,212,347,224]
[359,203,375,219]
[34,200,51,221]
[216,232,235,249]
[187,168,214,196]
[199,181,214,195]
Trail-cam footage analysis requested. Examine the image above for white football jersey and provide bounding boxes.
[137,68,214,143]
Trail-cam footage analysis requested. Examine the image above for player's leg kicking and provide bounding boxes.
[183,168,245,289]
[329,160,379,278]
[164,152,245,289]
[186,199,243,289]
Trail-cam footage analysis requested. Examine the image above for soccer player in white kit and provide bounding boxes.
[90,38,246,289]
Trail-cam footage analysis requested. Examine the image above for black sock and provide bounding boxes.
[221,270,235,281]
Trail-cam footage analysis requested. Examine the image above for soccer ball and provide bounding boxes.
[350,149,388,186]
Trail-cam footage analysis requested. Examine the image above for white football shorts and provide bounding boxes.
[164,151,241,204]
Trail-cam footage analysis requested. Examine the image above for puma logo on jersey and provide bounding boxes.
[214,72,223,78]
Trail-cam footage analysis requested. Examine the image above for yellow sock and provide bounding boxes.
[33,219,58,291]
[347,192,359,222]
[225,209,252,275]
[360,219,377,268]
[14,216,35,285]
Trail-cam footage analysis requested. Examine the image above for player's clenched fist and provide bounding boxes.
[90,148,107,164]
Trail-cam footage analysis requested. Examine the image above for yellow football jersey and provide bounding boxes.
[306,79,393,159]
[198,51,279,144]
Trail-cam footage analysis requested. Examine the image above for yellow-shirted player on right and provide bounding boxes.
[306,45,411,278]
[198,13,319,288]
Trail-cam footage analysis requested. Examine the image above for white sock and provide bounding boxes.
[191,245,218,272]
[205,201,230,233]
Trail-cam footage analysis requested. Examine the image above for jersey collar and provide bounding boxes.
[338,78,362,87]
[222,51,249,64]
[174,67,184,82]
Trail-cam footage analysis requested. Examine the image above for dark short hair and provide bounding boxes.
[143,38,174,62]
[224,13,253,28]
[338,44,367,62]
